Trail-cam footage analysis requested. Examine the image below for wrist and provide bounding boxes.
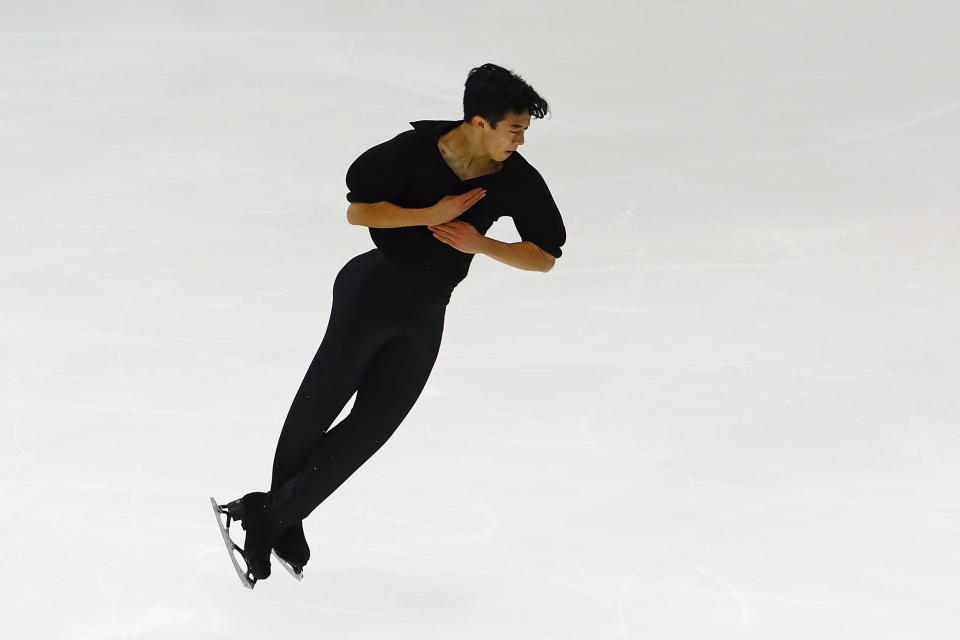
[417,206,438,226]
[477,235,498,257]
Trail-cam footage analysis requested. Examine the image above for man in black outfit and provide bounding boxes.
[216,62,566,587]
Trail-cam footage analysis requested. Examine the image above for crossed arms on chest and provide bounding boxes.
[348,201,556,272]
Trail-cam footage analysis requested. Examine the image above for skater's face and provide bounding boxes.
[481,110,529,162]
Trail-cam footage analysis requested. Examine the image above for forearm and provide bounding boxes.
[479,238,554,272]
[347,201,434,228]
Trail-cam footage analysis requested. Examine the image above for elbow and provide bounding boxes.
[347,201,382,226]
[346,203,361,225]
[525,241,557,272]
[537,246,557,272]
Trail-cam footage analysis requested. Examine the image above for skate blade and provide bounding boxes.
[210,496,256,589]
[272,550,304,581]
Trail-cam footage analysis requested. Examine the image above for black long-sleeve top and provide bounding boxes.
[345,119,566,287]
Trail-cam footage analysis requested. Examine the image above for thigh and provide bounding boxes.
[350,311,446,429]
[270,255,396,479]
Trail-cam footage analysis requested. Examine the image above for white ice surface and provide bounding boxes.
[1,1,959,638]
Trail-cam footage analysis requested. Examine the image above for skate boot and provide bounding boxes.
[217,491,280,584]
[273,520,309,580]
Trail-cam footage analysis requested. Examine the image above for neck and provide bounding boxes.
[452,122,496,168]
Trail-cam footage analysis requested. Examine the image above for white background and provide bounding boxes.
[2,1,958,638]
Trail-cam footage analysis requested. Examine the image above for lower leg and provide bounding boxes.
[268,406,361,562]
[268,329,381,563]
[269,411,388,526]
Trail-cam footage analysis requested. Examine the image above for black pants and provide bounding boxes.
[268,248,453,532]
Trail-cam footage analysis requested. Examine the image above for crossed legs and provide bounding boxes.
[269,309,445,538]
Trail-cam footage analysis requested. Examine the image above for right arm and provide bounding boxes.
[346,201,436,228]
[346,188,487,228]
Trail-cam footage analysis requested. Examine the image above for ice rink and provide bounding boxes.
[2,1,958,638]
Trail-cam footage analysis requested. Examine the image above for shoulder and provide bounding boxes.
[506,149,533,172]
[349,128,420,170]
[504,152,550,190]
[367,128,419,152]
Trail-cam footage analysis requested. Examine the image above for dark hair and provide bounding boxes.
[462,63,549,129]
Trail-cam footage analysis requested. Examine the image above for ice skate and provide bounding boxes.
[210,492,280,588]
[272,521,309,581]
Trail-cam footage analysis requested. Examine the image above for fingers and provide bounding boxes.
[429,220,469,231]
[459,187,487,212]
[463,190,484,206]
[430,226,451,245]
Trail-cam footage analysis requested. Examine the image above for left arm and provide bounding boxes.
[428,167,564,274]
[480,238,555,272]
[428,222,554,272]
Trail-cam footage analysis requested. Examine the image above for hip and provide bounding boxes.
[336,248,454,308]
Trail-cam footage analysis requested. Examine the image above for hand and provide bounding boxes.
[427,220,488,255]
[427,188,487,225]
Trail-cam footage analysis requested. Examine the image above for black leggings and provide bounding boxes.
[268,248,453,531]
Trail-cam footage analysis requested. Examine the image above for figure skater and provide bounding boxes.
[212,62,566,588]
